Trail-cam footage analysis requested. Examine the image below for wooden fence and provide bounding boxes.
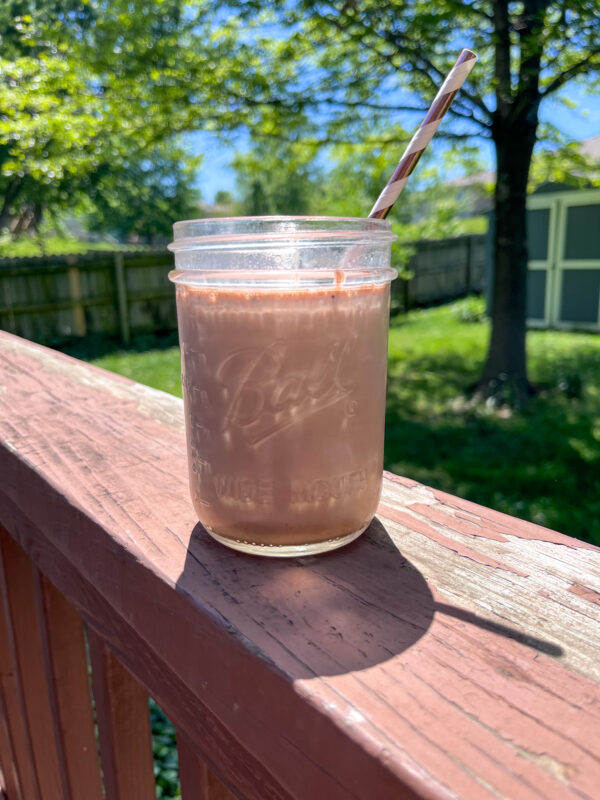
[1,331,599,799]
[0,249,175,347]
[0,235,486,349]
[393,233,486,310]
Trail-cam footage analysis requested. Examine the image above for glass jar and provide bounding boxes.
[169,216,396,556]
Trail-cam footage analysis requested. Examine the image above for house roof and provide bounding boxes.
[580,135,600,159]
[446,170,496,188]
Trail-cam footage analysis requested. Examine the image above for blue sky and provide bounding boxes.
[189,84,600,204]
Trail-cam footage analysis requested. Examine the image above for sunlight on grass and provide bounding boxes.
[386,298,600,545]
[0,234,154,258]
[93,348,183,398]
[91,297,600,545]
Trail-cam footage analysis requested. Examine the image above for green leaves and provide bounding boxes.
[3,1,599,239]
[233,138,322,215]
[86,138,201,240]
[1,56,103,182]
[0,0,263,235]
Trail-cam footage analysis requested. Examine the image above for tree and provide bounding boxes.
[214,190,234,205]
[233,140,322,215]
[222,0,600,404]
[0,0,287,235]
[85,140,201,242]
[0,2,171,229]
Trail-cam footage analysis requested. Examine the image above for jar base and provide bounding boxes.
[204,523,369,558]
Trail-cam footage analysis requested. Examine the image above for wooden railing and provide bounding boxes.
[0,331,599,800]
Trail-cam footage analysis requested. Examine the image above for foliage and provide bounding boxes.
[310,135,408,218]
[214,190,234,204]
[417,214,488,237]
[6,2,598,244]
[0,51,113,228]
[453,293,487,323]
[220,0,600,399]
[150,699,180,798]
[221,1,600,143]
[92,298,600,546]
[0,233,145,257]
[0,0,271,237]
[530,134,600,190]
[85,139,201,241]
[233,138,322,215]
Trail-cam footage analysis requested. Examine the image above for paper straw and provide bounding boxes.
[369,49,477,219]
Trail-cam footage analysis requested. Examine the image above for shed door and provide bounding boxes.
[553,195,600,330]
[526,204,555,326]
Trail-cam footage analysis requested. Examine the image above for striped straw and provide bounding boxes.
[369,49,477,219]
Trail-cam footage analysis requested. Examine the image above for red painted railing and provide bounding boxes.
[0,331,599,800]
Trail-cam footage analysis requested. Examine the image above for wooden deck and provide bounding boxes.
[0,330,599,799]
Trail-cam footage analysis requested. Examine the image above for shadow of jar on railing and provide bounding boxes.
[176,517,563,679]
[177,517,434,677]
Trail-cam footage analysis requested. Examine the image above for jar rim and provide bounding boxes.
[169,215,396,252]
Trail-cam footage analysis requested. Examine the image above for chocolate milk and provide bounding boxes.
[176,283,390,549]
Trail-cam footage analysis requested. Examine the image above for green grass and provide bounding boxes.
[91,297,600,546]
[0,233,153,258]
[385,298,600,545]
[93,345,183,397]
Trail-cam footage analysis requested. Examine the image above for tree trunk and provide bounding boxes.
[0,178,22,232]
[476,116,538,405]
[475,0,547,407]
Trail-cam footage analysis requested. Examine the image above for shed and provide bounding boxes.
[487,185,600,331]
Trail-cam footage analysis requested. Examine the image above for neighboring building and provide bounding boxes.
[581,135,600,160]
[446,134,600,217]
[445,170,495,216]
[483,183,600,331]
[196,201,236,218]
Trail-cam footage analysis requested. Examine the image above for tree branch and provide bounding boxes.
[493,0,512,117]
[302,92,489,126]
[513,0,548,121]
[313,5,493,124]
[251,128,490,148]
[540,53,600,97]
[354,15,494,122]
[311,98,429,113]
[223,85,490,133]
[444,0,493,23]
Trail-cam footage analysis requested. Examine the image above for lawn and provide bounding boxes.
[92,297,600,546]
[0,233,155,258]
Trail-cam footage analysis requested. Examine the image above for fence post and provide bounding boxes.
[465,236,472,293]
[113,253,130,345]
[403,275,410,311]
[67,257,87,338]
